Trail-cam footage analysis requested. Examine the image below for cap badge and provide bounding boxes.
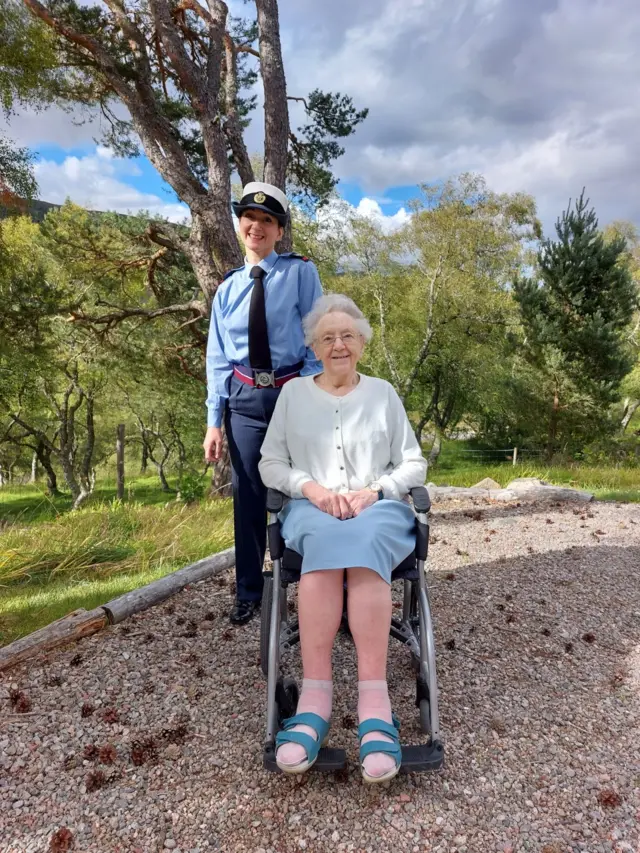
[254,191,266,204]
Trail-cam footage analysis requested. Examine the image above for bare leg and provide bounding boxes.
[347,567,397,778]
[276,569,343,767]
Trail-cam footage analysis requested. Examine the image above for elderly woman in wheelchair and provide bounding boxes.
[259,294,436,783]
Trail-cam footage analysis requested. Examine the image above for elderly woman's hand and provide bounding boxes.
[302,482,353,520]
[345,489,379,516]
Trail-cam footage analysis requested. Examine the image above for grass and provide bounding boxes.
[0,475,181,525]
[428,441,640,502]
[0,496,233,646]
[1,449,638,647]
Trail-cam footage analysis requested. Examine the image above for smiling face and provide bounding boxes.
[312,311,365,380]
[238,209,284,257]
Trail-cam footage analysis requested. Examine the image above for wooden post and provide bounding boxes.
[512,447,518,466]
[116,424,125,500]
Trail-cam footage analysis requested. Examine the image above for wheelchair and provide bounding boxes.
[261,485,444,774]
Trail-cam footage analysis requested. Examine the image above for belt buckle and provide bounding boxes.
[254,370,275,388]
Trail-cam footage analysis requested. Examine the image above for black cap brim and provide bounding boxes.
[232,201,288,227]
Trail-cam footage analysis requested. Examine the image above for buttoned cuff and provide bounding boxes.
[207,407,224,428]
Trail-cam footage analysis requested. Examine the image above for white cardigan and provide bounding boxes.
[259,373,427,500]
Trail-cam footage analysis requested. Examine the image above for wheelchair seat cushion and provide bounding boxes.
[279,498,416,584]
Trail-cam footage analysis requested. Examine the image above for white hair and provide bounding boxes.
[303,293,373,346]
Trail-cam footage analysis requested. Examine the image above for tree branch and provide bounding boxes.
[400,254,446,404]
[68,300,206,328]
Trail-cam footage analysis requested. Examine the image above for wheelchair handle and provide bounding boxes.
[266,488,286,513]
[410,486,431,513]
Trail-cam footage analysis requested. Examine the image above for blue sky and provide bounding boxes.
[3,0,640,234]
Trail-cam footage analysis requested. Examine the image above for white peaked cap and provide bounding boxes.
[241,182,289,212]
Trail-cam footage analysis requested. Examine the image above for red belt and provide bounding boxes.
[233,363,302,388]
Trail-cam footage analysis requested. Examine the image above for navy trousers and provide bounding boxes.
[225,374,281,602]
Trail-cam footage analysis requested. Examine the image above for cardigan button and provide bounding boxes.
[340,466,345,470]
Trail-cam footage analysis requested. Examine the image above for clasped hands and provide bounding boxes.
[302,481,378,519]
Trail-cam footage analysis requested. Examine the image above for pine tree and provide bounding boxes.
[514,191,638,455]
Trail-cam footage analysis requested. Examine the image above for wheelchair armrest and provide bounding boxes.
[410,486,431,513]
[266,488,286,513]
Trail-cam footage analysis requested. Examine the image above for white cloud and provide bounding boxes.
[279,0,640,231]
[34,149,189,222]
[4,0,640,234]
[353,198,410,233]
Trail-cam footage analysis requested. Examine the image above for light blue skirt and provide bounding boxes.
[280,499,416,584]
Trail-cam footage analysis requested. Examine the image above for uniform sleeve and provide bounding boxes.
[297,261,323,376]
[377,384,428,500]
[205,290,233,428]
[259,384,314,498]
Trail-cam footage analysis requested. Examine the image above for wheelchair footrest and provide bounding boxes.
[400,740,445,773]
[263,743,347,772]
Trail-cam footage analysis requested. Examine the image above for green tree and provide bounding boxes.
[340,175,539,460]
[0,134,37,207]
[514,192,638,456]
[3,0,367,304]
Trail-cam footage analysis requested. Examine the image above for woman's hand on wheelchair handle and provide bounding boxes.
[302,482,353,519]
[203,427,224,463]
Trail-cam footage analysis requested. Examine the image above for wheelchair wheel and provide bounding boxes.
[276,677,299,725]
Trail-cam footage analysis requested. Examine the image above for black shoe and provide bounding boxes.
[229,600,260,625]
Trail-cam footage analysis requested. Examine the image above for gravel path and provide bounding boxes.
[2,498,640,853]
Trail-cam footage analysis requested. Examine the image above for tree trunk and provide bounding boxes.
[256,0,290,190]
[140,442,148,474]
[154,462,172,493]
[428,429,443,464]
[621,398,640,433]
[546,386,560,460]
[35,441,59,496]
[210,430,232,498]
[116,423,125,500]
[414,413,430,446]
[30,452,38,483]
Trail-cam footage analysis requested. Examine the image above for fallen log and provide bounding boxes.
[102,546,235,624]
[0,546,236,673]
[0,608,108,673]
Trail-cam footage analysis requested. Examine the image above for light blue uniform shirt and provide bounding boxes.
[206,251,323,427]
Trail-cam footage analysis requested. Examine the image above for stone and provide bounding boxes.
[473,477,502,491]
[505,477,593,502]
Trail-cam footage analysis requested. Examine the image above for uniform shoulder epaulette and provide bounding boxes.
[219,265,243,284]
[280,252,311,262]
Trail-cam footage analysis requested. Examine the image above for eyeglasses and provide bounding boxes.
[317,332,359,347]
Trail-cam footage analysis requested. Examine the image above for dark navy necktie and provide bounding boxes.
[248,265,272,370]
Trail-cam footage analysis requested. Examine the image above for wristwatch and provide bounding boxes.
[367,482,384,501]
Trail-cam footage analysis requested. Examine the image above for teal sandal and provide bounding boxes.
[275,712,331,774]
[358,715,402,783]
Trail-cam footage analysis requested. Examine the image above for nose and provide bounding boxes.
[333,336,347,350]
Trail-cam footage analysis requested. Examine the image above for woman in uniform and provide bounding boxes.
[203,182,323,624]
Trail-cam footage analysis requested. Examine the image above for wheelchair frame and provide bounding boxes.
[261,486,444,774]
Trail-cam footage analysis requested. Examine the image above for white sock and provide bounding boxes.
[276,679,332,767]
[358,680,397,778]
